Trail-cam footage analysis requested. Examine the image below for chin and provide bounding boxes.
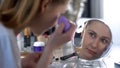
[83,57,93,60]
[83,54,95,60]
[86,56,98,60]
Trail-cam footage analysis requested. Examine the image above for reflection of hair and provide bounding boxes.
[84,19,105,28]
[0,0,69,29]
[84,19,113,58]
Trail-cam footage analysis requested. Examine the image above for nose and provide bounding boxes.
[91,39,99,48]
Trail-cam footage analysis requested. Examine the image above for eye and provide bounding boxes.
[89,32,96,38]
[101,38,109,45]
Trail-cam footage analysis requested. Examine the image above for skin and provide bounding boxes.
[21,0,76,68]
[21,52,42,68]
[77,21,111,60]
[27,0,68,35]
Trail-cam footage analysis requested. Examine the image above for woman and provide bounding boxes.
[76,19,112,60]
[0,0,76,68]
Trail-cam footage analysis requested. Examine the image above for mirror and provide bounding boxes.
[75,18,112,60]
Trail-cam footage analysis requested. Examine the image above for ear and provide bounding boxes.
[40,0,51,13]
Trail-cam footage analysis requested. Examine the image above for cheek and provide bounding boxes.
[98,45,107,54]
[82,35,92,47]
[101,44,107,50]
[45,16,57,28]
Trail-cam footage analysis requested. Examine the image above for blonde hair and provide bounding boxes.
[0,0,40,29]
[0,0,69,29]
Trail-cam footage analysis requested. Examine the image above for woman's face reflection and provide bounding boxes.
[79,20,111,60]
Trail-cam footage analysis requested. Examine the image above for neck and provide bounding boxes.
[14,25,26,36]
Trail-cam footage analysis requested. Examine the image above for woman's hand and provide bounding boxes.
[36,21,76,68]
[21,52,42,68]
[46,21,77,50]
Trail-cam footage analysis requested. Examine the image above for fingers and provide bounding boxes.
[21,52,42,68]
[55,22,65,33]
[63,21,77,39]
[47,20,76,49]
[34,52,42,62]
[24,52,42,63]
[55,21,76,34]
[29,52,42,62]
[67,21,77,34]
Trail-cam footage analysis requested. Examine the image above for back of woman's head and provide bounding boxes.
[0,0,69,29]
[0,0,40,29]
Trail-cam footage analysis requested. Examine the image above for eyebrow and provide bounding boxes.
[101,36,111,41]
[87,29,111,40]
[87,29,97,35]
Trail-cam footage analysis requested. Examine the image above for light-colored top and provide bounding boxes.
[0,23,21,68]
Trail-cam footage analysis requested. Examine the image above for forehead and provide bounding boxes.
[86,22,111,39]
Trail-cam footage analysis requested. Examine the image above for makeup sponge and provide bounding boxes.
[58,16,71,32]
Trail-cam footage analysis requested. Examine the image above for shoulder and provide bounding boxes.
[0,23,9,36]
[0,23,16,44]
[0,23,15,37]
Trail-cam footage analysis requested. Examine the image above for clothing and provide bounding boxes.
[0,23,21,68]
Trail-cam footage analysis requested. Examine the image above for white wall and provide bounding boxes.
[103,0,120,46]
[102,0,120,64]
[90,0,103,18]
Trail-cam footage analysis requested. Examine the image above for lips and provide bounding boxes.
[87,48,97,56]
